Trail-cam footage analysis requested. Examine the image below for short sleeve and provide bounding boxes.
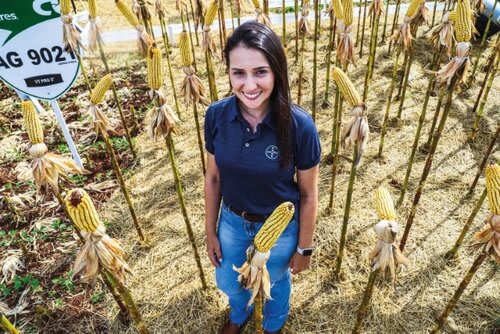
[295,114,321,170]
[204,105,215,154]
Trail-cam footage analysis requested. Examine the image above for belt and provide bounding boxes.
[227,205,267,223]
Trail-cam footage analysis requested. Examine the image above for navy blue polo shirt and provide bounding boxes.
[204,95,321,218]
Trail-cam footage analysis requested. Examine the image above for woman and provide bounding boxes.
[204,21,320,334]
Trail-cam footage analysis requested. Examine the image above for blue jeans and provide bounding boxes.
[215,204,298,332]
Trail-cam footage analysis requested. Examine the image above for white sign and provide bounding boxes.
[0,0,79,100]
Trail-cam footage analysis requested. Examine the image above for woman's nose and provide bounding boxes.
[243,76,257,90]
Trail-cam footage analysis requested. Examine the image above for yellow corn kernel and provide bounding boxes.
[251,0,261,9]
[374,187,397,220]
[90,74,113,104]
[343,0,353,25]
[333,0,344,20]
[60,0,71,15]
[254,202,295,253]
[406,0,424,18]
[486,163,500,215]
[178,31,193,67]
[204,0,219,26]
[116,0,139,27]
[147,45,163,90]
[21,101,44,145]
[331,67,362,107]
[65,188,101,233]
[448,9,457,22]
[456,0,472,42]
[88,0,98,19]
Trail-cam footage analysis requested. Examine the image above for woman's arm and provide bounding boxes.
[289,164,319,274]
[204,152,223,267]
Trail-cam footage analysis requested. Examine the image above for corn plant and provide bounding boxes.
[297,0,312,105]
[203,0,220,102]
[468,126,500,196]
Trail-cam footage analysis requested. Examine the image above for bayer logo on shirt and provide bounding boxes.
[265,145,280,160]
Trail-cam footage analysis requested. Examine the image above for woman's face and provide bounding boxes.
[228,45,275,114]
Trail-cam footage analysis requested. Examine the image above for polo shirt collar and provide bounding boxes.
[229,96,276,130]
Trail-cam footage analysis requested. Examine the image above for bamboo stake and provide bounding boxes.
[387,0,402,53]
[468,126,500,196]
[157,13,183,117]
[445,189,487,260]
[334,144,359,279]
[165,134,208,289]
[95,40,138,159]
[352,270,378,334]
[104,269,150,334]
[431,0,439,26]
[298,32,307,105]
[423,86,445,150]
[377,47,402,158]
[255,292,264,334]
[0,314,20,334]
[328,87,342,209]
[193,103,206,174]
[295,0,300,62]
[312,0,320,120]
[356,1,363,44]
[469,50,499,141]
[322,16,337,107]
[283,0,287,46]
[218,0,227,55]
[399,72,460,252]
[395,50,415,119]
[188,0,201,45]
[362,10,381,100]
[264,0,269,14]
[468,0,498,82]
[397,47,444,207]
[184,8,199,73]
[430,251,489,334]
[358,0,369,57]
[381,0,390,43]
[101,131,145,241]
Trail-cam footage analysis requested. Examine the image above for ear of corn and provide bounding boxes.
[147,45,163,90]
[21,101,44,145]
[343,0,353,25]
[64,188,101,233]
[486,163,500,215]
[448,9,457,22]
[204,0,219,26]
[116,0,139,27]
[90,74,113,104]
[60,0,71,15]
[333,0,344,20]
[406,0,424,17]
[179,31,193,67]
[88,0,98,19]
[456,0,472,42]
[251,0,261,9]
[374,187,397,220]
[254,202,295,252]
[331,67,362,107]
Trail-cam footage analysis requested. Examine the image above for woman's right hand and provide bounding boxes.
[206,233,222,268]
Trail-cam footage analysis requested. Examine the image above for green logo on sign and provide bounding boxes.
[0,0,60,46]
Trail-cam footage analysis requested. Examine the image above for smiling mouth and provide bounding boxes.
[242,91,262,100]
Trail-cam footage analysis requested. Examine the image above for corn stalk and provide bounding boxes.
[255,292,264,334]
[352,269,378,333]
[362,10,381,100]
[430,251,489,334]
[399,71,461,252]
[397,46,444,207]
[312,0,320,121]
[445,189,487,260]
[387,0,403,53]
[358,0,369,58]
[295,0,300,63]
[322,16,337,107]
[0,314,20,334]
[468,126,500,196]
[283,0,287,46]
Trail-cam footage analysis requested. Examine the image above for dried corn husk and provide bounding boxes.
[369,220,409,284]
[61,14,83,54]
[368,0,384,18]
[89,105,112,135]
[392,15,413,52]
[336,20,356,67]
[427,12,455,55]
[299,1,311,35]
[411,2,430,29]
[147,102,179,140]
[341,105,369,166]
[181,66,210,105]
[435,41,471,86]
[29,143,85,195]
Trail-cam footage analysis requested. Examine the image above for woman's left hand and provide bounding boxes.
[289,252,311,275]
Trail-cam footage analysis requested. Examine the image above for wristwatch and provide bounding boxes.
[296,246,313,256]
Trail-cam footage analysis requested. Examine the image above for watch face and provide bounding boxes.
[302,249,313,256]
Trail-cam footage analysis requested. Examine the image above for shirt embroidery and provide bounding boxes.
[265,145,279,160]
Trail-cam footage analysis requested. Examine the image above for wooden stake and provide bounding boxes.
[468,126,500,196]
[352,269,379,334]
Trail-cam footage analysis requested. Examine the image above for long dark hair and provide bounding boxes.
[224,21,293,168]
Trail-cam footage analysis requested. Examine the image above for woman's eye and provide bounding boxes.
[232,71,244,76]
[255,70,268,76]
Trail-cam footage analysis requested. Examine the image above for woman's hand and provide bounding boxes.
[289,252,311,275]
[206,233,222,268]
